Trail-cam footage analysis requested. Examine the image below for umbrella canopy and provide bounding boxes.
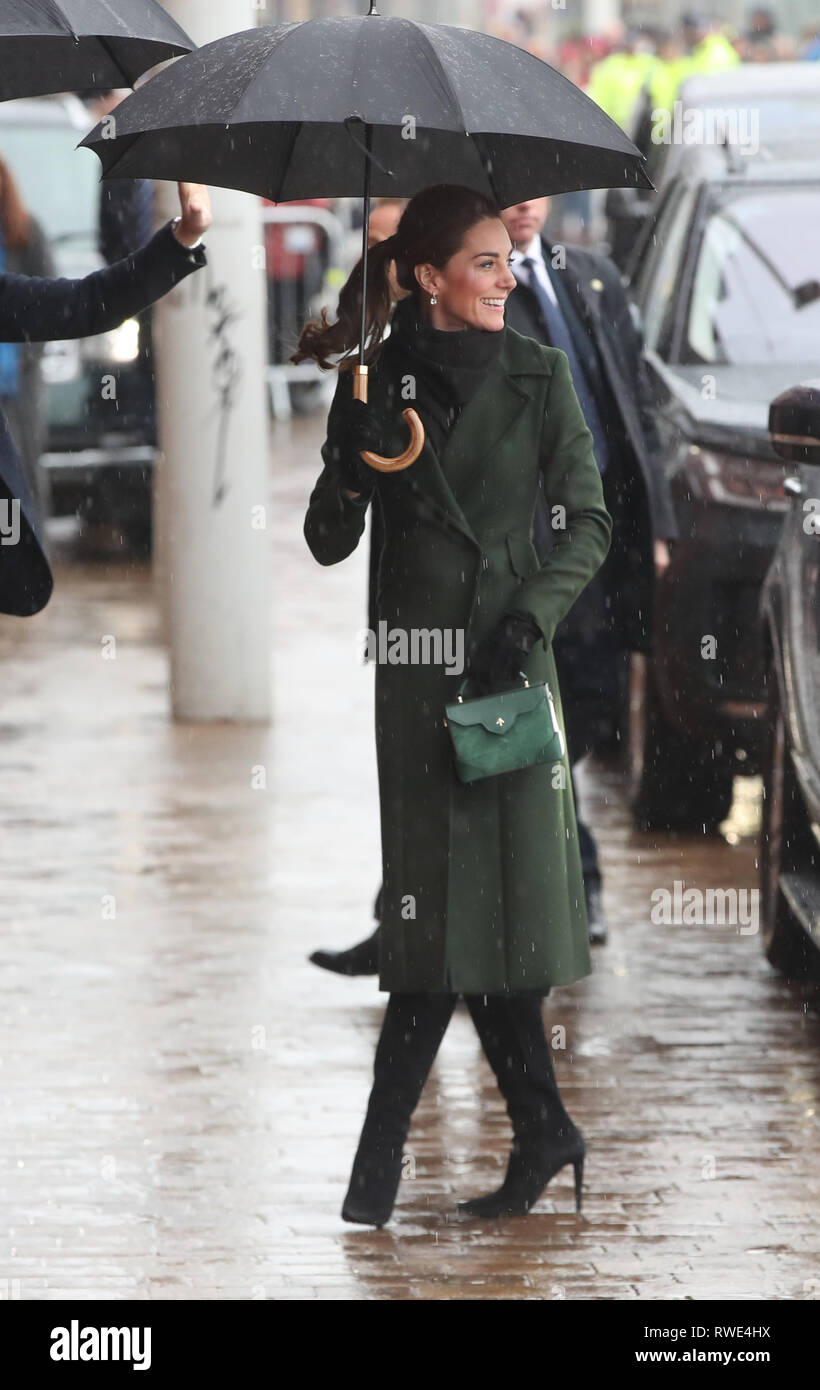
[82,12,651,471]
[81,16,652,203]
[0,0,194,101]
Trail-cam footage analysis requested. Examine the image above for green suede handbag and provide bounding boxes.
[444,672,566,784]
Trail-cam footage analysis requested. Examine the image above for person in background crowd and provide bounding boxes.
[0,153,55,523]
[265,196,333,414]
[677,13,742,72]
[587,28,661,135]
[624,15,740,180]
[736,7,796,60]
[645,14,740,135]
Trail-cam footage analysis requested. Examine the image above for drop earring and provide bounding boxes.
[430,294,437,306]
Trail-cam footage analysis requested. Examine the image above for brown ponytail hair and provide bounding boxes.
[292,183,502,372]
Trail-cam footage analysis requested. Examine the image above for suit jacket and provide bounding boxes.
[505,238,678,652]
[0,222,206,617]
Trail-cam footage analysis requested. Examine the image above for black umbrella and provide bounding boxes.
[0,0,194,101]
[82,9,651,469]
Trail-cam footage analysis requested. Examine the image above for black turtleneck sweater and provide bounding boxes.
[386,291,505,460]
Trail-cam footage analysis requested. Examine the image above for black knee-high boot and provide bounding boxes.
[459,994,585,1217]
[342,992,457,1226]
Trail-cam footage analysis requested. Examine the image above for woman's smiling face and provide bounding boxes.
[414,218,517,332]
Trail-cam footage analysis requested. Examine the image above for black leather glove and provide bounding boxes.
[326,395,384,498]
[468,610,544,694]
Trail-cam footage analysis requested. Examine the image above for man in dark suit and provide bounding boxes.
[310,195,677,973]
[501,197,678,943]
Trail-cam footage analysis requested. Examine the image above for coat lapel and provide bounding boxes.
[368,338,478,547]
[369,330,546,545]
[439,354,533,499]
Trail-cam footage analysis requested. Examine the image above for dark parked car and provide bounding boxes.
[759,383,820,980]
[607,63,820,269]
[0,95,156,548]
[623,143,820,832]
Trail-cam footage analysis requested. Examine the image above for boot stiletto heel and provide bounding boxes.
[458,1130,586,1218]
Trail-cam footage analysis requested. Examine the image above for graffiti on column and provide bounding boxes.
[205,275,243,507]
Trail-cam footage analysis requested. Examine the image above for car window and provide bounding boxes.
[681,186,820,366]
[633,182,699,357]
[0,119,98,246]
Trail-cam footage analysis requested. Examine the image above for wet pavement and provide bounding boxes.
[2,413,819,1301]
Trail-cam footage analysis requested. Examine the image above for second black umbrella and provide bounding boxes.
[0,0,194,101]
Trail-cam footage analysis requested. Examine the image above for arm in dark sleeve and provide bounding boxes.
[304,373,371,566]
[0,221,205,344]
[514,351,613,648]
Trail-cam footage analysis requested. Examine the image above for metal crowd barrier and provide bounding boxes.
[261,204,347,420]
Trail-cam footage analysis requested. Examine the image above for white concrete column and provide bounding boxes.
[153,0,271,721]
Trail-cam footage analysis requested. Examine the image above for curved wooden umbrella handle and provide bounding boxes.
[353,363,425,472]
[360,408,425,473]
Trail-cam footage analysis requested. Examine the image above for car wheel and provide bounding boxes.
[760,663,817,979]
[627,652,735,833]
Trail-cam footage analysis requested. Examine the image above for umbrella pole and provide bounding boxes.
[353,125,373,406]
[349,120,425,472]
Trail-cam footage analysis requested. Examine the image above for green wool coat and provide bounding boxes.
[304,325,613,995]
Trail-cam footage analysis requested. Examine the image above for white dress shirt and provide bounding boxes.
[512,235,559,307]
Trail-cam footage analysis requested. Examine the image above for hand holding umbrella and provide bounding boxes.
[326,396,394,499]
[172,182,213,247]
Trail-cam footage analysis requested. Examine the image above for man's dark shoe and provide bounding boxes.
[310,926,380,976]
[586,878,607,946]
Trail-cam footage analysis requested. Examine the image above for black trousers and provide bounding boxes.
[359,991,574,1150]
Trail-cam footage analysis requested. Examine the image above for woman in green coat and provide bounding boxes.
[296,184,612,1226]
